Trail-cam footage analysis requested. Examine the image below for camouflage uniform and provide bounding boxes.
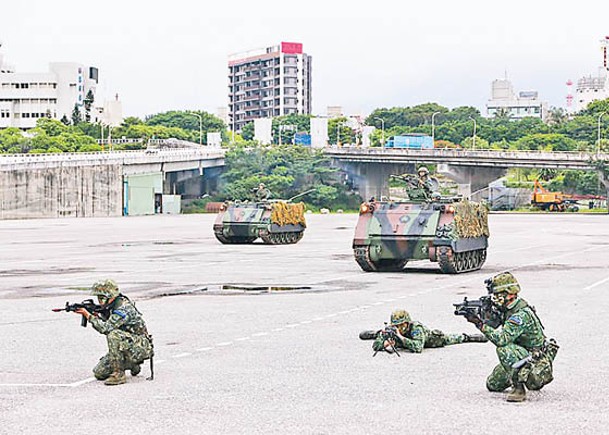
[255,184,271,201]
[406,167,433,200]
[472,272,558,401]
[89,281,153,382]
[372,321,466,353]
[368,309,484,353]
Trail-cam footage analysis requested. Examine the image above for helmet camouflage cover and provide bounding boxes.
[390,309,411,325]
[91,279,120,299]
[485,272,520,294]
[417,166,429,175]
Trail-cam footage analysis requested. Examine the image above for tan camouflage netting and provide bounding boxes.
[453,200,490,238]
[271,202,307,227]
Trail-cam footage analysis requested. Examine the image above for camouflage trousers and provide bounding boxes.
[486,343,530,392]
[424,330,465,348]
[93,330,153,380]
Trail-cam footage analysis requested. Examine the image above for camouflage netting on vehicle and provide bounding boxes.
[271,202,306,227]
[453,200,490,238]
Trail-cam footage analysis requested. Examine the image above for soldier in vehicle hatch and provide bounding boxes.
[360,308,487,353]
[253,183,271,201]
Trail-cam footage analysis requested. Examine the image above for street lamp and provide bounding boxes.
[469,116,477,150]
[374,117,385,147]
[431,112,441,146]
[597,112,606,156]
[189,112,203,146]
[336,121,343,147]
[108,125,114,151]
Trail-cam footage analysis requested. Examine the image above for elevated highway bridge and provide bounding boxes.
[1,145,607,218]
[324,147,609,199]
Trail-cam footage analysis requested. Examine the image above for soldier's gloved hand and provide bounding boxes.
[464,313,482,328]
[74,308,90,319]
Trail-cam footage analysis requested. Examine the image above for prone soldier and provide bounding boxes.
[360,309,487,354]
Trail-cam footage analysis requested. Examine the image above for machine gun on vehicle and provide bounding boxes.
[52,299,110,327]
[453,295,503,328]
[373,323,402,357]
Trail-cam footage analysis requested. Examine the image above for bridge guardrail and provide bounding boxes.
[0,148,226,167]
[324,147,609,168]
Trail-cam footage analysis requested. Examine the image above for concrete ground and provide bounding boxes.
[0,213,608,434]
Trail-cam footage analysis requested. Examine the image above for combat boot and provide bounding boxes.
[130,364,141,377]
[359,330,378,340]
[506,383,527,402]
[104,362,127,386]
[463,333,488,343]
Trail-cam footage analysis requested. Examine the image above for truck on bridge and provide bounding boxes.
[384,134,433,149]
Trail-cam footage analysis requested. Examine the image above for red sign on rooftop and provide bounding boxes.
[281,42,303,54]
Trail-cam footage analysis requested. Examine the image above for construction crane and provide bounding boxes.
[531,180,578,212]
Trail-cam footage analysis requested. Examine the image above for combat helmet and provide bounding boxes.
[91,279,120,299]
[485,272,520,294]
[417,166,429,176]
[390,309,411,325]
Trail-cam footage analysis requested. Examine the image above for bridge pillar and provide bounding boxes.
[437,164,506,197]
[598,169,609,213]
[338,162,413,200]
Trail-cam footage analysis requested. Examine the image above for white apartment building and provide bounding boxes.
[574,36,609,112]
[0,43,98,129]
[228,42,312,132]
[486,79,548,121]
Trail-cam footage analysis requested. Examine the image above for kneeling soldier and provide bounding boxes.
[74,280,154,385]
[463,272,559,402]
[360,309,487,354]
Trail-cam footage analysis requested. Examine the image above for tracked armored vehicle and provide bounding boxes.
[213,191,312,245]
[352,175,489,273]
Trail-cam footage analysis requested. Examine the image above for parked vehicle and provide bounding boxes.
[384,134,433,149]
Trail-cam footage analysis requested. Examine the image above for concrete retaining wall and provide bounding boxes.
[0,164,123,219]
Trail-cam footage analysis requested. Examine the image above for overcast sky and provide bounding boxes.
[1,0,608,118]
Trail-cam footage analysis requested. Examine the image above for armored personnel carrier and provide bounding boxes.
[213,190,313,245]
[352,175,489,273]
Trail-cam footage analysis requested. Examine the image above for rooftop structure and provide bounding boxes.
[574,36,609,112]
[485,79,548,121]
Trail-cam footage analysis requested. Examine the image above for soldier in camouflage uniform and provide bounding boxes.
[74,280,153,386]
[254,183,271,201]
[464,272,558,402]
[405,167,434,201]
[360,309,487,353]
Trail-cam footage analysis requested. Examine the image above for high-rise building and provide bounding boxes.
[0,43,99,129]
[228,41,312,132]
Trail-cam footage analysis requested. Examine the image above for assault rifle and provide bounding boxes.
[373,323,402,357]
[453,295,503,328]
[52,299,109,327]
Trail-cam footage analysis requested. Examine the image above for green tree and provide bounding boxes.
[0,127,29,153]
[328,117,355,145]
[71,104,82,125]
[145,110,225,144]
[83,89,95,122]
[241,122,255,141]
[219,144,359,209]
